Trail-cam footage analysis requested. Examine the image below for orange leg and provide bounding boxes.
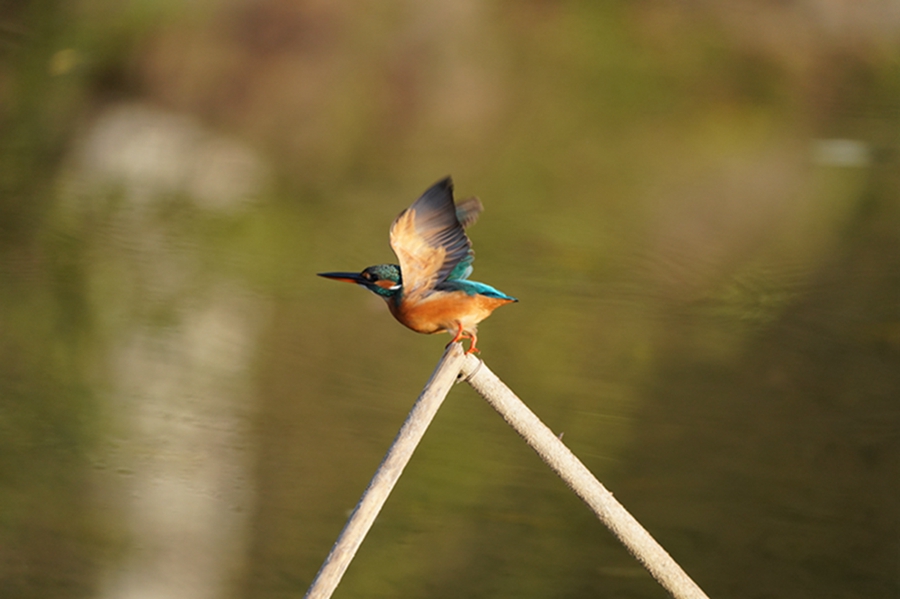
[447,323,480,354]
[464,331,480,355]
[449,322,466,344]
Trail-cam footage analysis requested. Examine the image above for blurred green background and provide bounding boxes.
[1,1,898,598]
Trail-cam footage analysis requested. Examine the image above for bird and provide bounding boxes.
[318,177,517,354]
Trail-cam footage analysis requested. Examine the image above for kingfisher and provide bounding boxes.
[318,177,517,354]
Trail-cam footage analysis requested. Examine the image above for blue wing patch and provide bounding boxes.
[438,279,517,301]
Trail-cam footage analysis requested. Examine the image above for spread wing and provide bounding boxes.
[389,177,482,301]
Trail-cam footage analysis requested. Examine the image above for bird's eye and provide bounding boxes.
[362,271,375,281]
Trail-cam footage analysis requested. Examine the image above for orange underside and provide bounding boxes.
[388,291,514,353]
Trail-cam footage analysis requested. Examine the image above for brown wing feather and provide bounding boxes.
[389,177,479,300]
[455,196,483,228]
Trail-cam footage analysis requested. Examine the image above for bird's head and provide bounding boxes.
[318,264,402,299]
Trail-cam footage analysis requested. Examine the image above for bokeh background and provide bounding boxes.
[2,2,898,598]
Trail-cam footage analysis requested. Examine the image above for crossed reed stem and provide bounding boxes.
[304,343,709,599]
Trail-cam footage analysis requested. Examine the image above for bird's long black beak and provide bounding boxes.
[317,271,365,284]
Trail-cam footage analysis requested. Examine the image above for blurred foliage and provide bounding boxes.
[1,1,898,598]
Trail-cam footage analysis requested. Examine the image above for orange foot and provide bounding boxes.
[464,332,480,354]
[447,324,480,354]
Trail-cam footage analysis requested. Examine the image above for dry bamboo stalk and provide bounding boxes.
[303,343,467,599]
[305,345,708,599]
[459,354,710,599]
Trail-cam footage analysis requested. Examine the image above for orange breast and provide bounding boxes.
[389,291,514,335]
